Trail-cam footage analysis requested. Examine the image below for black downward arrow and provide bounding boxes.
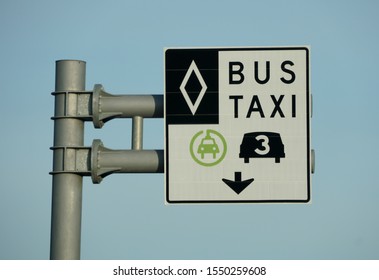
[222,172,254,195]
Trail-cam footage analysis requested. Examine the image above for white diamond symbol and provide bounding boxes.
[179,60,208,115]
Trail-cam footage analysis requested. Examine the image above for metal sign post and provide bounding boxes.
[50,60,164,259]
[50,60,86,259]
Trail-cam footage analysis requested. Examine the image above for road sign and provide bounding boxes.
[165,47,311,203]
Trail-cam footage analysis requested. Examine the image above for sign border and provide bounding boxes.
[165,46,311,204]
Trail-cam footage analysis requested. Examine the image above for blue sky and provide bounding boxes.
[0,0,378,259]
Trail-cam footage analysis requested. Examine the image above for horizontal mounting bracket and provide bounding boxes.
[50,140,164,183]
[51,84,163,127]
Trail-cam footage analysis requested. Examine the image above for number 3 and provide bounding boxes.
[255,135,270,155]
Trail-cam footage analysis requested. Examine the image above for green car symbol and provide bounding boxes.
[197,135,220,159]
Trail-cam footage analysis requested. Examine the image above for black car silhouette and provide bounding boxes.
[239,132,285,163]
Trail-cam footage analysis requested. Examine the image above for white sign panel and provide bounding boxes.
[165,47,311,203]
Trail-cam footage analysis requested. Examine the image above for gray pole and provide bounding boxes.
[50,60,86,259]
[132,116,143,150]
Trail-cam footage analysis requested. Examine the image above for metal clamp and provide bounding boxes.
[51,90,93,121]
[50,146,91,176]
